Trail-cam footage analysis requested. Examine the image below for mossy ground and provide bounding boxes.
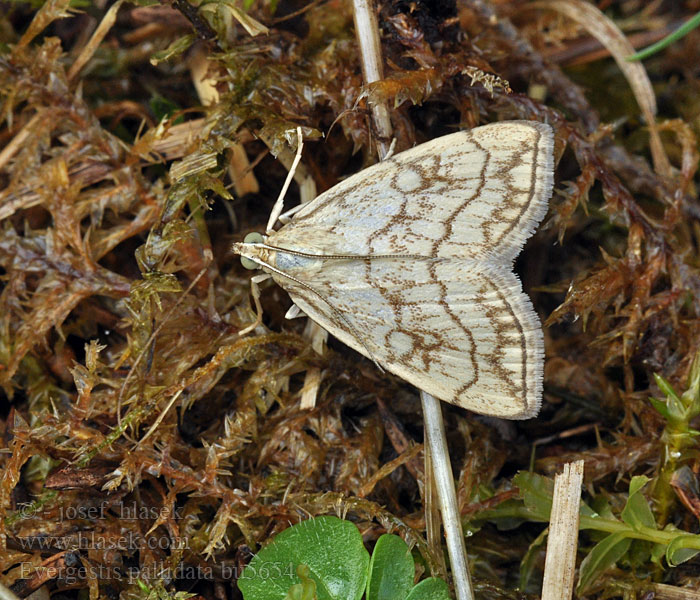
[1,2,700,599]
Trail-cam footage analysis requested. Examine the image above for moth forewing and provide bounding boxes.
[233,121,554,419]
[268,121,554,262]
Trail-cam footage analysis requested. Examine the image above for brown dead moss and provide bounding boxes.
[1,1,700,599]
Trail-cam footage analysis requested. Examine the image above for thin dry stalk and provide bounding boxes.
[542,460,585,600]
[649,583,700,600]
[353,0,392,157]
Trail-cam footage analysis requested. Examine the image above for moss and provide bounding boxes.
[1,2,700,599]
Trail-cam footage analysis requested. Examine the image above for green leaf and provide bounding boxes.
[654,373,681,403]
[284,565,317,600]
[150,34,196,66]
[649,396,671,419]
[514,471,554,521]
[405,578,452,600]
[577,532,631,594]
[652,373,689,422]
[628,476,650,497]
[627,11,700,61]
[621,476,656,530]
[519,527,548,590]
[650,542,666,565]
[367,534,414,600]
[238,516,369,600]
[579,499,598,519]
[587,495,618,523]
[666,535,700,567]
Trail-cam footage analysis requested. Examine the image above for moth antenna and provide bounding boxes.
[266,126,304,234]
[259,242,428,262]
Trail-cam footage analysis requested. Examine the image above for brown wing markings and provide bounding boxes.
[431,130,488,255]
[454,273,530,410]
[366,156,449,255]
[353,256,478,394]
[431,259,480,396]
[431,125,547,258]
[282,257,473,388]
[360,150,480,258]
[377,259,479,396]
[385,299,467,373]
[481,126,544,251]
[361,258,421,367]
[487,126,545,248]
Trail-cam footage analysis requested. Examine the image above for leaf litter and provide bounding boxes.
[1,1,700,599]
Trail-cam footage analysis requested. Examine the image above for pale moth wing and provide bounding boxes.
[235,121,554,419]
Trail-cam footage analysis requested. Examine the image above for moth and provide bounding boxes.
[232,121,554,419]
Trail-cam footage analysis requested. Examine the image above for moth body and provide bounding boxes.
[232,121,555,419]
[232,240,328,279]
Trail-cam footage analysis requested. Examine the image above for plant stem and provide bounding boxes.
[422,392,475,600]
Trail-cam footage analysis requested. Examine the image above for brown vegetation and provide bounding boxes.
[1,1,700,599]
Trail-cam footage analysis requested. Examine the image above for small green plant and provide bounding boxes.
[128,580,196,600]
[649,350,700,528]
[237,516,451,600]
[476,353,700,594]
[481,471,700,595]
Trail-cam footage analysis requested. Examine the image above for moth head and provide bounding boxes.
[233,232,265,270]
